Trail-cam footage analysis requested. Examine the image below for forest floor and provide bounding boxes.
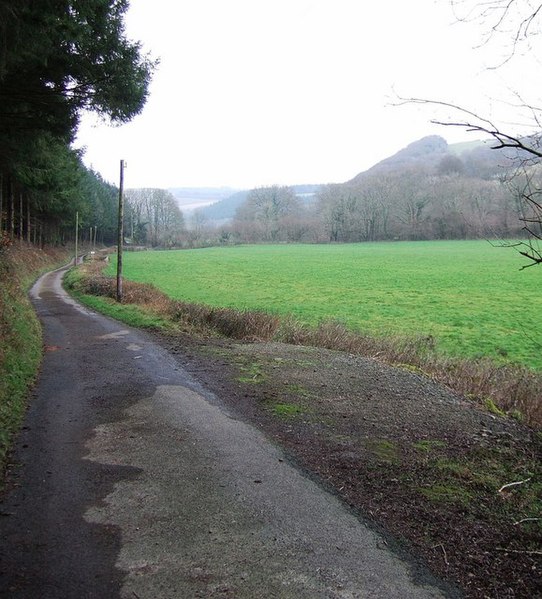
[159,333,541,599]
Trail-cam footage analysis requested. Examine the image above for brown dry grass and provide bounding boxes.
[171,302,281,340]
[71,260,542,429]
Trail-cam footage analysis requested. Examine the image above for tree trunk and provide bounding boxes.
[18,192,23,240]
[8,178,14,239]
[27,200,31,244]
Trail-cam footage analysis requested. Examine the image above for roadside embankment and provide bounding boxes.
[0,242,70,477]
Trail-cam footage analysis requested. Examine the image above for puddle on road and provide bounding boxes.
[95,330,130,340]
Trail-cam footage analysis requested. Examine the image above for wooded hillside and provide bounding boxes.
[189,135,535,245]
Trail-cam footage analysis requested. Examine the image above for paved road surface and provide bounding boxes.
[0,266,456,598]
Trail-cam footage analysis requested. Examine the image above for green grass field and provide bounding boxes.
[106,241,542,369]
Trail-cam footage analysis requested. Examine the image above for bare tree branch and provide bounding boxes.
[451,0,542,66]
[397,2,542,268]
[395,96,542,158]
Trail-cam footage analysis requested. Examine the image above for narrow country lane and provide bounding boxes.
[0,266,454,598]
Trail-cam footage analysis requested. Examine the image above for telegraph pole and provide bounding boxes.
[116,159,125,302]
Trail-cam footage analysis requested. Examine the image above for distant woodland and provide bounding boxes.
[187,136,538,247]
[95,135,542,250]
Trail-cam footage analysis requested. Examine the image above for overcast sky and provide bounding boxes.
[75,0,538,189]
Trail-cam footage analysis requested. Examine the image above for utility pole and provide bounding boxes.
[116,159,126,302]
[74,211,79,265]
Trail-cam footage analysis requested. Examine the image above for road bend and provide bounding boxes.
[0,265,456,598]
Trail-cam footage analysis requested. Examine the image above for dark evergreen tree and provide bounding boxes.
[0,0,155,244]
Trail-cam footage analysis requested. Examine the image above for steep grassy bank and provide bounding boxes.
[0,243,70,478]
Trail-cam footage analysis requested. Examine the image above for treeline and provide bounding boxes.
[131,148,538,249]
[0,156,122,248]
[191,152,534,246]
[0,0,153,248]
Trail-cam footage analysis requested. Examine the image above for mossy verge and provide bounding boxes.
[0,244,70,482]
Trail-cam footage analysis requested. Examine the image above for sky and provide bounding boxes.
[75,0,540,190]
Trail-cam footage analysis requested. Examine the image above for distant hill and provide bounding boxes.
[448,139,487,155]
[169,133,536,225]
[199,190,250,222]
[168,187,238,212]
[349,135,449,182]
[198,184,322,224]
[347,135,528,183]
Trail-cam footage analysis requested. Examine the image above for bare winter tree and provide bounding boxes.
[451,0,542,66]
[400,0,542,266]
[125,188,185,248]
[234,186,302,242]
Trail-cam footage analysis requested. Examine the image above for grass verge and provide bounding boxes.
[0,243,70,479]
